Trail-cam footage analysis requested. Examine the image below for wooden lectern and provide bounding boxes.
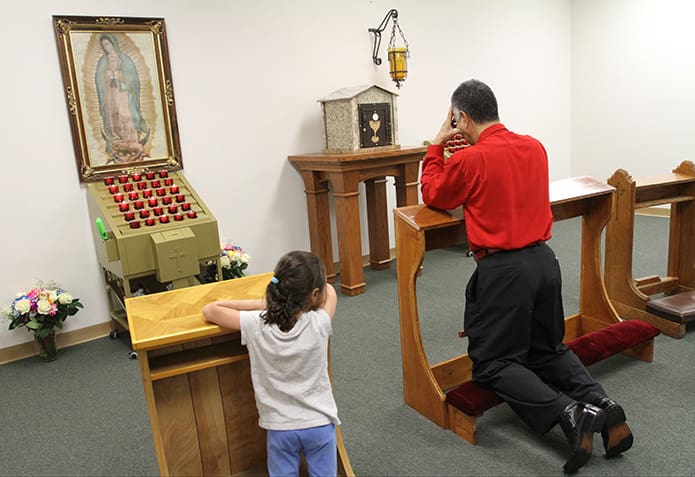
[126,272,354,476]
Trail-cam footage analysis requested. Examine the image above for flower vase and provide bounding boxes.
[35,330,58,362]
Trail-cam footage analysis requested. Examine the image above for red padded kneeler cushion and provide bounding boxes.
[445,320,660,416]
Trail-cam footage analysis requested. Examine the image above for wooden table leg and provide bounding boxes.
[331,172,365,296]
[395,162,421,207]
[365,177,391,270]
[300,171,335,282]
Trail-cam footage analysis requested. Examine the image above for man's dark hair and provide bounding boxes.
[451,79,499,124]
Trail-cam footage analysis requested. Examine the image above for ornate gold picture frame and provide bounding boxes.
[53,16,182,182]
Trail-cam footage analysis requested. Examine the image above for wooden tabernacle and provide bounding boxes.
[394,176,656,444]
[125,272,354,476]
[605,161,695,338]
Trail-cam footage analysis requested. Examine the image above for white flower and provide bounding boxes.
[14,298,31,314]
[240,253,251,264]
[229,251,242,263]
[49,290,59,302]
[1,304,12,317]
[37,299,52,314]
[220,255,232,268]
[58,292,73,305]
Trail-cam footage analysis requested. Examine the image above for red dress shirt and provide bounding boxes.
[420,123,553,252]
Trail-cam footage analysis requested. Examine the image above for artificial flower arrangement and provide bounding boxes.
[2,283,83,361]
[220,243,251,280]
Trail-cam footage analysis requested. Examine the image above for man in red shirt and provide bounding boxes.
[421,79,632,473]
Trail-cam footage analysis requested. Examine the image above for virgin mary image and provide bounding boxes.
[95,33,150,163]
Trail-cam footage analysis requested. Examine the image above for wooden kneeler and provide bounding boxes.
[394,177,660,445]
[445,320,659,443]
[605,161,695,338]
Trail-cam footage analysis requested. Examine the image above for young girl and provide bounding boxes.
[203,250,339,477]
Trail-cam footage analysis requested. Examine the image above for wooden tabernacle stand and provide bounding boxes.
[394,177,656,444]
[288,146,426,296]
[125,272,354,476]
[605,161,695,338]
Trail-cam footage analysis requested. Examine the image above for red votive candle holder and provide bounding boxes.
[169,186,179,194]
[123,183,134,192]
[133,200,145,210]
[145,171,156,180]
[104,177,115,186]
[124,211,135,221]
[153,207,163,216]
[150,180,161,188]
[145,218,156,226]
[107,185,118,194]
[174,213,184,221]
[186,211,198,219]
[159,215,170,224]
[148,198,158,207]
[131,173,142,182]
[139,210,150,218]
[137,181,147,190]
[142,189,153,199]
[113,193,125,203]
[129,220,141,229]
[162,196,172,205]
[164,178,174,186]
[159,170,169,178]
[167,205,178,214]
[118,203,130,212]
[128,192,138,201]
[118,175,129,184]
[176,194,186,203]
[156,188,166,197]
[181,202,191,211]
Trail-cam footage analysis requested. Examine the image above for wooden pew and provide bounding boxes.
[394,177,659,444]
[605,161,695,338]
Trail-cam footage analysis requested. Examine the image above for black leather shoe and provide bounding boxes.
[595,397,633,457]
[559,402,606,473]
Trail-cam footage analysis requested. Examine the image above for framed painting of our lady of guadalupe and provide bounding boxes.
[53,15,183,182]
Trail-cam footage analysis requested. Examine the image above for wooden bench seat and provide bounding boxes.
[645,290,695,324]
[445,320,660,417]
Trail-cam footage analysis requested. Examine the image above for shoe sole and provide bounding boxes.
[564,408,606,474]
[563,436,592,474]
[601,403,633,457]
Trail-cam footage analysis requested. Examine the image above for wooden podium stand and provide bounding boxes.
[126,273,354,476]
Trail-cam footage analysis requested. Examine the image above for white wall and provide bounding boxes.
[571,0,695,180]
[0,0,571,348]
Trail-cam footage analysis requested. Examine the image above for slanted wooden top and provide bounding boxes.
[126,272,272,351]
[394,176,614,232]
[549,176,613,205]
[288,145,427,170]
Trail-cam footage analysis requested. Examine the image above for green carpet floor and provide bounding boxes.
[1,216,693,476]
